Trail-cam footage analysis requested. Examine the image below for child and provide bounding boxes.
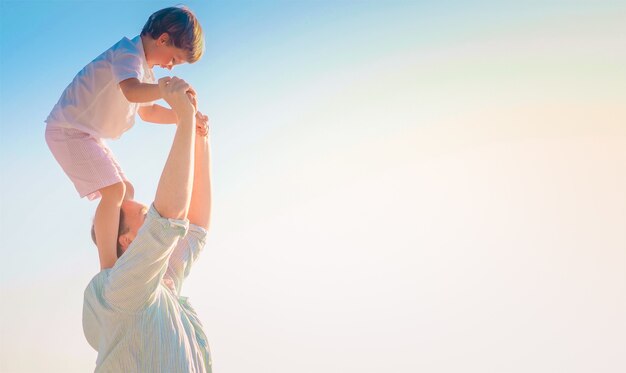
[45,6,208,269]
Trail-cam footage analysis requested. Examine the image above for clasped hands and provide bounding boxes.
[159,76,209,137]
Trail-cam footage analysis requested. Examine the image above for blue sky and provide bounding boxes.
[1,1,625,372]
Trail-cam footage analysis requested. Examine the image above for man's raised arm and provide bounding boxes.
[153,77,197,220]
[187,125,212,230]
[103,77,199,311]
[162,121,212,293]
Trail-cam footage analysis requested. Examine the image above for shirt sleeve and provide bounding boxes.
[138,67,156,107]
[165,224,208,295]
[103,204,189,312]
[112,48,144,84]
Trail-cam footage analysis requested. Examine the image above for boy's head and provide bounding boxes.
[141,6,204,69]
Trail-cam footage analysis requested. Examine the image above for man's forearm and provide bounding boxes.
[187,134,212,229]
[154,115,196,220]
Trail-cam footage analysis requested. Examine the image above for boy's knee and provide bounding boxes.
[123,181,135,200]
[100,182,126,200]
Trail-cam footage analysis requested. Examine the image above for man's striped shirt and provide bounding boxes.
[83,205,211,372]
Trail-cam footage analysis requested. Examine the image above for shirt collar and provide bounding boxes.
[131,35,152,72]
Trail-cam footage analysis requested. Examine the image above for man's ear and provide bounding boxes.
[119,234,131,251]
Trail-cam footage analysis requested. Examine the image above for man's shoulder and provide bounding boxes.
[83,270,114,350]
[84,270,110,298]
[83,269,132,315]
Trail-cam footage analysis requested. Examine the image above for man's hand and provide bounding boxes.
[159,77,195,120]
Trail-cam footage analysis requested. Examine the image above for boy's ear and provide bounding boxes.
[158,33,170,46]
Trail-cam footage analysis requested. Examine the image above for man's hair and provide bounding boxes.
[91,208,129,259]
[141,6,205,63]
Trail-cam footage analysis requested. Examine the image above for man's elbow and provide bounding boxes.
[153,202,188,222]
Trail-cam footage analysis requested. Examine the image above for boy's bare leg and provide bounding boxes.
[123,181,135,200]
[94,182,126,269]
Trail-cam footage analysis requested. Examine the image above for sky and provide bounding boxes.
[1,0,625,372]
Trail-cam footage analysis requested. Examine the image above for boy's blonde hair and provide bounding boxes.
[141,6,205,63]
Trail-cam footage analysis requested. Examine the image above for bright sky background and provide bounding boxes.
[1,1,625,372]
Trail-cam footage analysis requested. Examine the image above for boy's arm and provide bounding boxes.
[138,104,178,124]
[120,77,197,104]
[138,102,209,132]
[119,78,161,103]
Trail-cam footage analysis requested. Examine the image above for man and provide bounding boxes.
[83,76,213,372]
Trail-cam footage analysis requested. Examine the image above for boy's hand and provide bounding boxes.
[159,76,196,99]
[159,77,195,119]
[186,91,208,136]
[196,111,209,137]
[187,91,198,114]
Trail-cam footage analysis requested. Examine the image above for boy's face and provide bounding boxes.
[147,33,188,70]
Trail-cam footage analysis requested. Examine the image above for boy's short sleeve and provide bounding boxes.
[137,62,156,107]
[112,48,144,84]
[110,37,155,107]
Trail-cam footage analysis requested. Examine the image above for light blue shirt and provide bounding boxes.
[83,205,211,372]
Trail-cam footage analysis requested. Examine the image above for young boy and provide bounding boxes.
[45,6,208,269]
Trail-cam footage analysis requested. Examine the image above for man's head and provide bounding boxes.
[141,6,204,69]
[91,200,148,258]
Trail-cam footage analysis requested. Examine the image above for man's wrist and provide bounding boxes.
[176,114,196,128]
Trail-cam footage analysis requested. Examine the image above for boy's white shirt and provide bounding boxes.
[46,36,155,139]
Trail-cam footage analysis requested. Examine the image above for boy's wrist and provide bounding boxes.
[156,82,166,99]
